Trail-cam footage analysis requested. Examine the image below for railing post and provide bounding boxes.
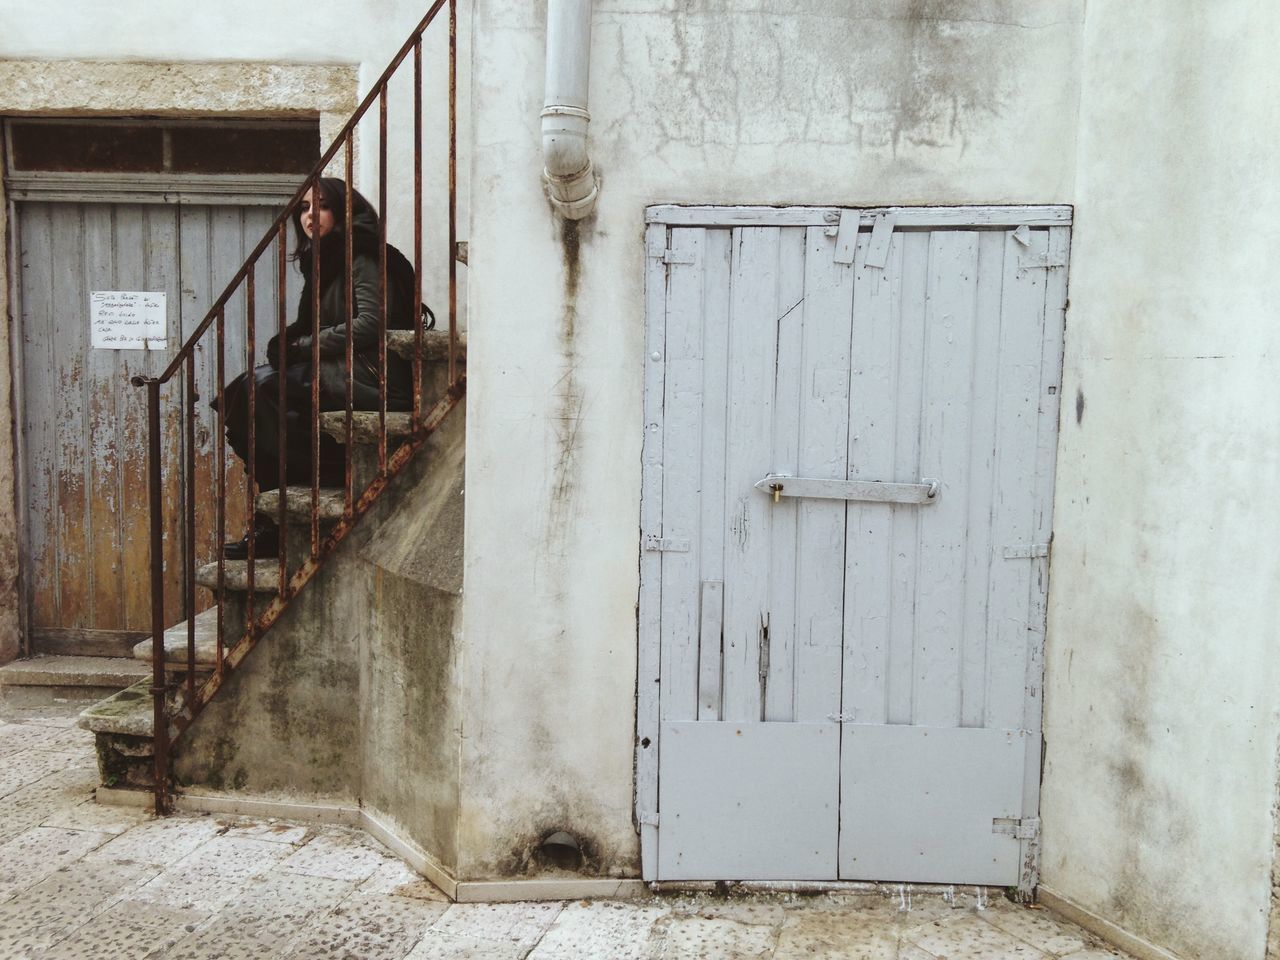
[142,377,171,816]
[448,0,459,387]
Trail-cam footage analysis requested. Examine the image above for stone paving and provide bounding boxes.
[0,702,1138,960]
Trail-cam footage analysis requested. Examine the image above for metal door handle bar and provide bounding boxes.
[755,475,939,504]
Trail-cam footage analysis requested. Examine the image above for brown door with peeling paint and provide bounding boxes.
[15,200,290,656]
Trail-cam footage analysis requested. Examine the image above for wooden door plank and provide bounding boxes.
[637,223,668,879]
[721,227,779,723]
[844,229,899,724]
[763,227,807,721]
[958,231,1007,727]
[1019,225,1070,825]
[697,228,732,721]
[913,230,981,728]
[885,231,930,725]
[83,204,125,632]
[659,226,705,723]
[18,203,59,630]
[985,229,1052,730]
[792,226,854,724]
[50,203,90,629]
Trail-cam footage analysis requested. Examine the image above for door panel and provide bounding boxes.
[643,210,1068,884]
[16,200,286,651]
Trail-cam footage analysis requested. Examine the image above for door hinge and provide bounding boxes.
[637,810,660,826]
[826,712,856,723]
[656,249,696,265]
[1003,543,1050,560]
[644,535,690,553]
[993,817,1040,841]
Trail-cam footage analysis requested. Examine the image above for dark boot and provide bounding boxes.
[223,518,279,560]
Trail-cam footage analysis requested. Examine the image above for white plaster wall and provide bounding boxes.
[1040,3,1280,959]
[461,0,1085,877]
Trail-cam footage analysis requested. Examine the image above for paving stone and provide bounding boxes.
[0,827,113,902]
[668,895,787,927]
[0,721,59,755]
[773,909,902,960]
[1059,950,1129,959]
[406,929,535,960]
[429,901,563,951]
[163,870,356,960]
[42,797,151,836]
[526,901,669,960]
[980,903,1092,956]
[907,912,1049,960]
[214,815,311,845]
[0,747,71,799]
[0,860,159,957]
[359,857,452,900]
[659,914,777,959]
[277,890,450,960]
[83,813,223,867]
[0,765,110,844]
[35,898,209,960]
[279,826,396,881]
[128,834,294,911]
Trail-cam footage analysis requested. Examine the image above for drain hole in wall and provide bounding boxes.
[538,831,583,870]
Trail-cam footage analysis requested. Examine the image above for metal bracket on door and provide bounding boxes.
[755,475,940,505]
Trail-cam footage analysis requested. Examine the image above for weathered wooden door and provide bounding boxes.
[14,200,289,655]
[638,206,1069,887]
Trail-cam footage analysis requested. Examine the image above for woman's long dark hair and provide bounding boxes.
[289,177,378,262]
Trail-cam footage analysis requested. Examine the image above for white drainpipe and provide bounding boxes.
[542,0,599,220]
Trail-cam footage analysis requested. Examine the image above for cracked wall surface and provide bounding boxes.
[462,0,1084,880]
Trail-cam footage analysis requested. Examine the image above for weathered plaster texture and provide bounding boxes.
[361,402,466,873]
[175,407,465,872]
[1040,3,1280,960]
[461,0,1084,879]
[0,176,18,664]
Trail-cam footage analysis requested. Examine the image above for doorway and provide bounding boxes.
[5,118,313,656]
[637,205,1070,890]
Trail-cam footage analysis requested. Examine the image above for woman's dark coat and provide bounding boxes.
[282,203,416,411]
[220,205,418,489]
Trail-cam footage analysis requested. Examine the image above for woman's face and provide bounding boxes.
[300,188,336,240]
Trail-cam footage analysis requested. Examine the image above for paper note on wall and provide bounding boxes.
[90,291,167,350]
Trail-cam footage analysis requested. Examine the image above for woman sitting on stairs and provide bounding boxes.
[220,177,420,559]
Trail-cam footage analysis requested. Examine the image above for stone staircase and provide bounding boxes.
[77,329,465,801]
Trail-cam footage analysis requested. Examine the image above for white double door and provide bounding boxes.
[638,207,1069,885]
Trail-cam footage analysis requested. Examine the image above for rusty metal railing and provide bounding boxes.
[132,0,463,814]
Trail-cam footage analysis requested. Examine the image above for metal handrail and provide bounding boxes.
[134,0,462,814]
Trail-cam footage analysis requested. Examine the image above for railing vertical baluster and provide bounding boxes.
[448,0,458,387]
[413,35,423,429]
[135,2,463,781]
[378,87,389,474]
[147,379,170,816]
[311,178,322,556]
[215,308,226,674]
[184,355,196,708]
[245,272,256,621]
[344,137,355,515]
[277,223,289,593]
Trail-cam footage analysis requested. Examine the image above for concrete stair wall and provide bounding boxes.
[77,337,466,876]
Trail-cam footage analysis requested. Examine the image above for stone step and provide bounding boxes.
[0,654,152,706]
[387,328,467,363]
[77,678,154,738]
[132,606,227,669]
[255,486,347,524]
[319,411,413,445]
[195,560,282,594]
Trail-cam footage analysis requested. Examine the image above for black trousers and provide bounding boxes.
[220,363,345,492]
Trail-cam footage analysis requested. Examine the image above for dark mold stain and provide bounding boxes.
[1075,387,1085,425]
[499,821,603,878]
[550,218,586,525]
